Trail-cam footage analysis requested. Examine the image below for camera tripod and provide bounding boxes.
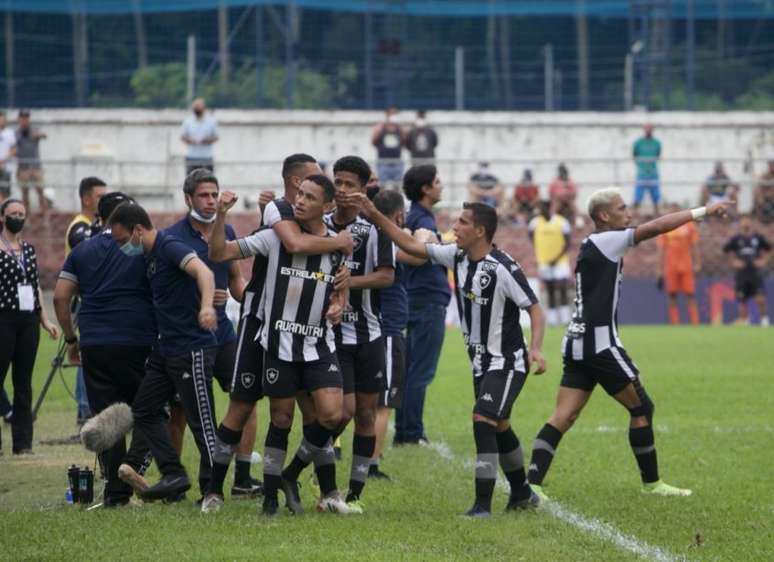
[32,335,78,421]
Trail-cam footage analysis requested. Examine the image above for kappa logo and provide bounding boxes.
[375,370,384,379]
[355,463,370,474]
[481,393,494,402]
[477,273,492,289]
[146,258,157,277]
[475,460,492,469]
[328,364,339,372]
[390,388,397,397]
[265,368,279,385]
[182,371,192,380]
[240,372,256,389]
[481,261,498,272]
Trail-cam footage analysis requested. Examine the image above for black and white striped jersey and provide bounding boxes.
[425,243,538,374]
[324,213,395,345]
[562,228,635,361]
[237,227,342,362]
[262,197,294,228]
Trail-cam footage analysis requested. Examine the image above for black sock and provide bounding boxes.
[528,423,563,486]
[346,434,375,502]
[208,424,241,496]
[263,423,290,499]
[314,442,338,496]
[235,455,252,484]
[283,422,333,482]
[473,421,498,512]
[629,424,659,483]
[496,427,530,500]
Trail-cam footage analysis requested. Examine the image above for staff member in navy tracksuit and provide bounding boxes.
[54,192,157,506]
[108,202,217,502]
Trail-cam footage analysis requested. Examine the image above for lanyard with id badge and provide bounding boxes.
[2,236,35,311]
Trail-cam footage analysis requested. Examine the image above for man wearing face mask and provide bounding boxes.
[405,111,438,165]
[108,202,217,502]
[162,168,262,499]
[54,192,156,506]
[181,98,218,176]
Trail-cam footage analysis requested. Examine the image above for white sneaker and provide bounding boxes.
[761,316,770,327]
[201,493,224,513]
[250,451,262,464]
[317,493,362,514]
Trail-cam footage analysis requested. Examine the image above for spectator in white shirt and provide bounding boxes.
[0,111,17,204]
[180,98,218,175]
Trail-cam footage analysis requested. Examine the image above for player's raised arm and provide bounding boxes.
[633,200,731,244]
[209,191,244,262]
[344,192,429,259]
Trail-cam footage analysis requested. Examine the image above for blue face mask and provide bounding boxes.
[120,234,143,256]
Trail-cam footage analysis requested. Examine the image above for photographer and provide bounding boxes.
[54,192,157,507]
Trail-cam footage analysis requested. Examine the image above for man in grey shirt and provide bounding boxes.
[181,98,218,175]
[15,110,47,213]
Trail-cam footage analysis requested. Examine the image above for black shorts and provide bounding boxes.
[472,366,527,421]
[262,352,342,399]
[380,335,405,408]
[561,346,640,396]
[213,339,237,392]
[338,337,387,395]
[229,315,264,403]
[735,269,764,301]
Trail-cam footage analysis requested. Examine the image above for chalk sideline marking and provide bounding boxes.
[427,441,683,562]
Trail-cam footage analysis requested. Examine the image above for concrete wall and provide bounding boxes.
[4,109,774,211]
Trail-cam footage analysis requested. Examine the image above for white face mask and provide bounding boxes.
[416,118,426,127]
[189,208,216,224]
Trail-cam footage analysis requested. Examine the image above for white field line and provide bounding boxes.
[577,424,774,434]
[426,441,684,562]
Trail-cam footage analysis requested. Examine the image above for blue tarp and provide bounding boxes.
[4,1,774,19]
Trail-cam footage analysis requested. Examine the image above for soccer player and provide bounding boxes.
[657,204,701,325]
[207,177,354,516]
[322,155,395,507]
[368,189,428,480]
[199,155,352,513]
[723,216,771,326]
[528,200,572,326]
[163,168,262,498]
[108,203,218,502]
[350,193,547,517]
[527,189,731,499]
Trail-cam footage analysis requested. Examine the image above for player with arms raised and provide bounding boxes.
[527,188,731,499]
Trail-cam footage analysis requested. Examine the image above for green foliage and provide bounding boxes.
[130,60,357,109]
[130,62,188,108]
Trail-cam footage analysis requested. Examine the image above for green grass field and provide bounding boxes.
[1,326,773,561]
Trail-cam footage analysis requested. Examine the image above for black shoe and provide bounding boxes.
[140,474,191,502]
[262,494,279,517]
[505,489,540,512]
[231,477,264,499]
[281,477,304,514]
[368,465,391,480]
[463,503,492,518]
[104,496,130,508]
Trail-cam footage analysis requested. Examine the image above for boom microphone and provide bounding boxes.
[80,403,134,453]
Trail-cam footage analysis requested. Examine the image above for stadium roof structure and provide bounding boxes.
[6,0,774,19]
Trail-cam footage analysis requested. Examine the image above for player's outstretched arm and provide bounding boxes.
[344,192,429,259]
[183,256,217,331]
[274,220,354,256]
[633,201,731,244]
[526,303,546,375]
[210,191,244,262]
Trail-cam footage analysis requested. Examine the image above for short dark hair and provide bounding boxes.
[18,109,30,117]
[79,176,107,199]
[183,168,219,196]
[282,153,317,181]
[333,156,371,188]
[374,190,405,217]
[108,202,153,231]
[463,202,498,242]
[98,192,135,223]
[0,198,23,217]
[402,164,437,202]
[304,174,336,203]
